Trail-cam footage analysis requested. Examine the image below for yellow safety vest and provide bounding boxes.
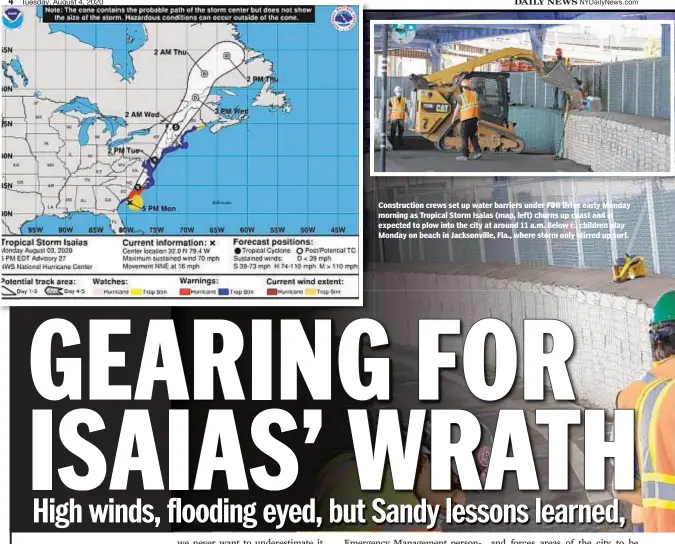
[459,90,480,121]
[390,97,406,120]
[635,377,675,531]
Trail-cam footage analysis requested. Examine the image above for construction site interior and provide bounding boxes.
[371,19,672,173]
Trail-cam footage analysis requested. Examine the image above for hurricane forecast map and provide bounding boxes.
[0,3,361,304]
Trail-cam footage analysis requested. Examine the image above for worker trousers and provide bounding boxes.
[390,119,405,148]
[553,87,567,109]
[460,118,480,158]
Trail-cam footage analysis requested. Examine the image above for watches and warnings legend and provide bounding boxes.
[1,236,360,304]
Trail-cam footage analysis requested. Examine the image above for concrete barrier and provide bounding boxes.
[564,111,671,172]
[327,263,675,412]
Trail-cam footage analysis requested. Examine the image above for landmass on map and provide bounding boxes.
[2,8,292,235]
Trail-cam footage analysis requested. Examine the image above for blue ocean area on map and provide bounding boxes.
[20,6,359,236]
[138,126,198,195]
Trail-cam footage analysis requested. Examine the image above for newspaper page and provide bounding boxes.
[4,0,675,543]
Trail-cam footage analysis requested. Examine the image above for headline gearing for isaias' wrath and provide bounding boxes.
[29,318,634,493]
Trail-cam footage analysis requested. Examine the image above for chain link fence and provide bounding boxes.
[367,178,675,277]
[508,57,671,119]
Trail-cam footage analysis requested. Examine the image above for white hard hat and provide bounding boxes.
[394,86,402,93]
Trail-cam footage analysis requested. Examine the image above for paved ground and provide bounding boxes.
[374,148,591,174]
[370,346,631,533]
[373,136,591,174]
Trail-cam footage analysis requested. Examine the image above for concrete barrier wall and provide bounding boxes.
[565,111,671,172]
[507,107,671,171]
[327,264,675,412]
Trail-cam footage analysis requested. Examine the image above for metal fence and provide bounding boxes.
[508,57,671,119]
[374,58,671,120]
[367,178,675,277]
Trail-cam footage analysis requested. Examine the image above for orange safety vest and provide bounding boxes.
[459,89,480,121]
[617,359,675,410]
[390,97,406,120]
[636,377,675,532]
[617,358,675,532]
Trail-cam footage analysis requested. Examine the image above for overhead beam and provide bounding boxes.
[373,24,558,51]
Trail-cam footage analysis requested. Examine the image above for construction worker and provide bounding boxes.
[450,78,482,161]
[615,290,675,532]
[388,86,408,149]
[552,48,570,109]
[314,414,478,531]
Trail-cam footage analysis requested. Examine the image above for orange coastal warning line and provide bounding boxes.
[126,181,146,211]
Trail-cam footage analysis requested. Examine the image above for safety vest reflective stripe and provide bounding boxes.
[642,482,675,510]
[390,98,406,120]
[637,380,675,512]
[643,473,675,485]
[460,90,480,120]
[641,371,658,383]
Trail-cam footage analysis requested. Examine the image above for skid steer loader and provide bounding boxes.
[409,47,582,154]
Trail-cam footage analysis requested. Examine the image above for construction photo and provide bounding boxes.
[369,18,674,176]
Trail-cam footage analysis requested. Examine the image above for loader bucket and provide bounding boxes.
[539,60,583,99]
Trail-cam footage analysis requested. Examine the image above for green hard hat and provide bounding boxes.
[651,291,675,325]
